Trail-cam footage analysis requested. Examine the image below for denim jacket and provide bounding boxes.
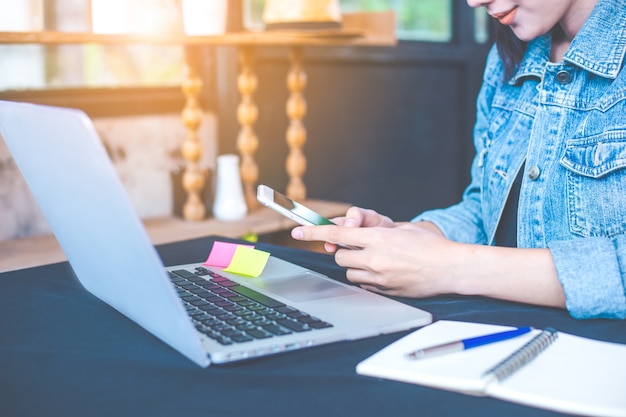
[413,0,626,319]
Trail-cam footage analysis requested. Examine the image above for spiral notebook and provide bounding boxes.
[356,321,626,417]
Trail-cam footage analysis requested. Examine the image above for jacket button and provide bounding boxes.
[556,70,571,84]
[528,166,541,180]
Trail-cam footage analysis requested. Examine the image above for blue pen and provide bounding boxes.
[405,326,532,360]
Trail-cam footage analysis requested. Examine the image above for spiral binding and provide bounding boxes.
[483,327,559,382]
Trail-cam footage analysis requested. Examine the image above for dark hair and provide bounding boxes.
[494,23,527,80]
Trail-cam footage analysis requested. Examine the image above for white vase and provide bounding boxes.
[212,154,247,221]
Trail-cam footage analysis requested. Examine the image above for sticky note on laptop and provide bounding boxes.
[224,245,270,277]
[204,241,270,277]
[204,241,254,268]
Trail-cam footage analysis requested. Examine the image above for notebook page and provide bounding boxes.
[486,332,626,417]
[356,321,538,395]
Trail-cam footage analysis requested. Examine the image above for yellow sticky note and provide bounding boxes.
[223,245,270,277]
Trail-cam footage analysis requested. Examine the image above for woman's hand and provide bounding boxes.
[314,206,396,253]
[291,207,566,308]
[332,222,462,297]
[292,207,458,297]
[327,206,395,228]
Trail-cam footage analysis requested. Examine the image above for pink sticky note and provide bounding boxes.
[223,246,270,277]
[203,241,254,268]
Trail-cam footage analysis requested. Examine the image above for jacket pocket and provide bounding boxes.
[560,130,626,238]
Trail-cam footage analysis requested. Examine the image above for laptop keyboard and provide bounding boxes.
[168,267,333,345]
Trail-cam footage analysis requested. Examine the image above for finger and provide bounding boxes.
[347,206,394,228]
[344,206,365,227]
[329,216,346,226]
[291,225,334,243]
[334,245,366,268]
[328,205,360,226]
[344,266,370,285]
[292,224,366,248]
[359,284,388,295]
[344,268,389,293]
[324,242,338,253]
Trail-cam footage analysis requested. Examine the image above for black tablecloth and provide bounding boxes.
[2,236,625,417]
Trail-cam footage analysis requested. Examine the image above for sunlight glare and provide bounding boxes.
[91,0,181,35]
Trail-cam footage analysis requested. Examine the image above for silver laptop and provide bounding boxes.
[0,100,432,367]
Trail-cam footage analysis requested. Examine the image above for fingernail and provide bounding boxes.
[291,229,304,239]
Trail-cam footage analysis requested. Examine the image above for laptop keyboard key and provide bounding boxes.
[180,284,198,291]
[212,279,239,288]
[230,286,286,308]
[220,291,239,299]
[215,300,234,308]
[308,320,333,329]
[202,306,225,315]
[223,304,244,312]
[194,267,211,276]
[287,311,308,319]
[215,337,234,345]
[211,287,232,295]
[246,328,273,339]
[198,282,221,291]
[274,306,297,314]
[230,334,254,343]
[171,269,198,279]
[275,318,311,332]
[262,323,292,336]
[235,322,257,331]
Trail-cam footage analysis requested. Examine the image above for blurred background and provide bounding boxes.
[0,0,493,241]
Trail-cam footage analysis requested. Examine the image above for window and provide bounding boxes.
[2,0,490,93]
[244,1,489,43]
[474,7,490,43]
[0,0,184,91]
[340,0,452,42]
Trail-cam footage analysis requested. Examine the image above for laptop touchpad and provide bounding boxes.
[253,272,357,303]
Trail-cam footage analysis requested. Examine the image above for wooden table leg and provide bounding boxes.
[286,46,307,200]
[181,45,206,221]
[236,46,260,210]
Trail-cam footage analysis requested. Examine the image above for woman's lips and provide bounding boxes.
[492,7,518,25]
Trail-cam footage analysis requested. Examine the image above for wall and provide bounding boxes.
[0,112,217,241]
[217,43,490,222]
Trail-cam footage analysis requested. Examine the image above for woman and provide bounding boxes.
[291,0,626,319]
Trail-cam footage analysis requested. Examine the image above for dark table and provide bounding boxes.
[2,236,625,417]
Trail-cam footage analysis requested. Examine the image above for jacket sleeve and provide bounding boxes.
[549,235,626,319]
[412,46,502,245]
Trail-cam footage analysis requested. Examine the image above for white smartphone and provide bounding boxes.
[257,184,335,226]
[257,184,360,250]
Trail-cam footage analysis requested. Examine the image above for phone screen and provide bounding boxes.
[272,191,334,226]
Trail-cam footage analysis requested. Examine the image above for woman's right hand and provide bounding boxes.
[313,206,394,253]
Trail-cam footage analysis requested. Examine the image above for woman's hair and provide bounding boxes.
[494,23,527,80]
